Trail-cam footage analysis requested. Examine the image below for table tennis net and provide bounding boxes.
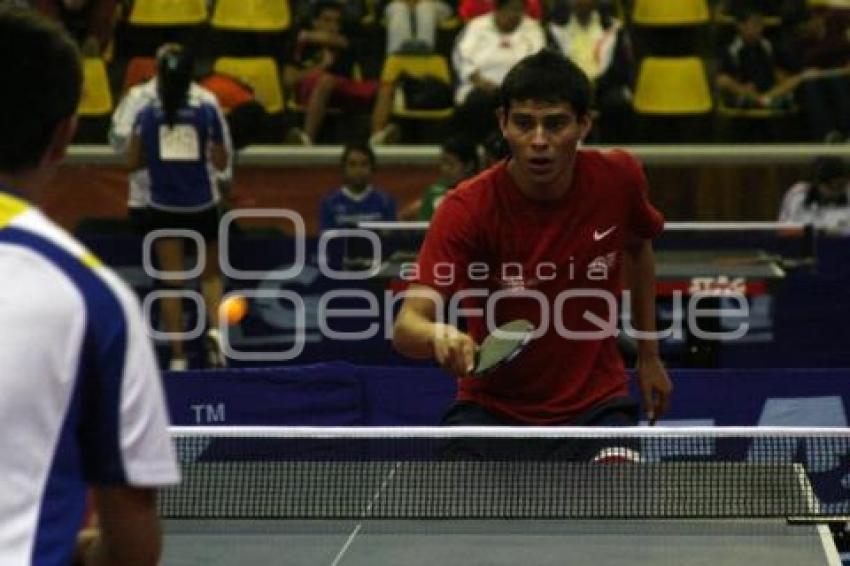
[160,427,850,520]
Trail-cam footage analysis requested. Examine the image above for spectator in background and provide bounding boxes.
[788,4,850,141]
[451,0,545,144]
[719,0,797,20]
[780,156,850,233]
[284,0,377,145]
[320,142,397,230]
[400,137,480,220]
[369,49,455,146]
[35,0,117,57]
[459,0,542,21]
[300,0,367,28]
[127,45,231,370]
[110,43,233,234]
[385,0,453,54]
[716,8,799,111]
[548,0,635,142]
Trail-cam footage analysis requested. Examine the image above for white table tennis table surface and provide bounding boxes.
[162,518,842,566]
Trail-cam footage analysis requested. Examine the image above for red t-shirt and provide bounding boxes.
[414,149,664,424]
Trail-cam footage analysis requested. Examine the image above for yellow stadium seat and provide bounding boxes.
[211,0,290,32]
[381,54,453,120]
[129,0,208,26]
[213,57,284,114]
[381,53,450,84]
[78,58,113,116]
[633,57,712,115]
[632,0,709,26]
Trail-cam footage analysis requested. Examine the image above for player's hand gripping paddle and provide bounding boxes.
[472,319,535,376]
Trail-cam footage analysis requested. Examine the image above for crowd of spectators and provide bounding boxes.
[7,0,850,146]
[717,1,850,141]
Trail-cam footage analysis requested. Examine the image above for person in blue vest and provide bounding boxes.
[319,142,397,231]
[127,44,231,370]
[319,142,397,268]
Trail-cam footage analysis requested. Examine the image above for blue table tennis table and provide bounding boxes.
[162,517,841,565]
[160,453,845,566]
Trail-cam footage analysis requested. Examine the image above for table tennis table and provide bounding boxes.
[162,517,841,565]
[159,456,844,566]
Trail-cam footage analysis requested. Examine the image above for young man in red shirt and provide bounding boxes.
[392,49,671,457]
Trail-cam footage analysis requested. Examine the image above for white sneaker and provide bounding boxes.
[205,328,227,369]
[169,357,189,371]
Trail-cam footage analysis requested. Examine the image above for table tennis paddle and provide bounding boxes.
[472,319,535,377]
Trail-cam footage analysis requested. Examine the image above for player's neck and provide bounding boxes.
[507,159,574,201]
[0,171,41,202]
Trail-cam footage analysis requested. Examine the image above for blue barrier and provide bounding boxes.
[81,230,850,368]
[164,365,850,427]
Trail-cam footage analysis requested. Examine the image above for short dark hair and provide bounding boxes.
[341,142,375,168]
[0,8,81,173]
[500,49,592,116]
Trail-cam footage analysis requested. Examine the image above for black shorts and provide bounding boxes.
[145,205,222,242]
[439,397,640,461]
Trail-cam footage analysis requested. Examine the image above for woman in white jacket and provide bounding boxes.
[451,0,545,143]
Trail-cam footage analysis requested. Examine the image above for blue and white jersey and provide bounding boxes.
[0,191,179,565]
[319,186,398,231]
[110,79,232,209]
[133,91,226,211]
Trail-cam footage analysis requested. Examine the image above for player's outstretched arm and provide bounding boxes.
[623,238,672,424]
[393,283,476,376]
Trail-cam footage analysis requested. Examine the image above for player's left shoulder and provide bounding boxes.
[582,148,645,190]
[594,147,643,174]
[16,211,140,317]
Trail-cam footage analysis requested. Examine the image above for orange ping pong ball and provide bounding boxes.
[219,295,248,326]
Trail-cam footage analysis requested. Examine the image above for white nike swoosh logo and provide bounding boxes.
[593,226,617,241]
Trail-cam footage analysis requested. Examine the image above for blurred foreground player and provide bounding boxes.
[393,51,672,457]
[0,8,179,565]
